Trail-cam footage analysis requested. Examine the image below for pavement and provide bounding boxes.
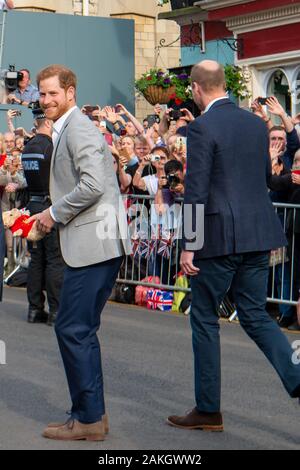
[0,285,299,450]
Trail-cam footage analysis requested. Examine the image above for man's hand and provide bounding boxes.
[180,250,200,276]
[266,96,285,117]
[103,106,119,124]
[180,108,195,123]
[251,99,268,121]
[28,208,55,234]
[292,113,300,126]
[269,140,283,161]
[171,183,185,194]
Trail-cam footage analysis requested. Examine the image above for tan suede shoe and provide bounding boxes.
[47,413,109,434]
[42,418,105,441]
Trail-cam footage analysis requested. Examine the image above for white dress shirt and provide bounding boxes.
[204,96,228,114]
[52,105,78,145]
[50,106,78,221]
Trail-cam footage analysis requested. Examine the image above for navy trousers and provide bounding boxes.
[190,252,300,413]
[55,256,123,424]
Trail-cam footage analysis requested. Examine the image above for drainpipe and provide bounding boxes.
[82,0,89,16]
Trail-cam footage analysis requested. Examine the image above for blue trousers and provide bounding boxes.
[190,252,300,413]
[55,256,123,424]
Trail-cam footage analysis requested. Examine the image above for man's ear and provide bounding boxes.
[45,119,52,129]
[66,86,76,102]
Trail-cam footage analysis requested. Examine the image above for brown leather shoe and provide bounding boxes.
[47,413,109,434]
[42,419,105,441]
[167,407,224,432]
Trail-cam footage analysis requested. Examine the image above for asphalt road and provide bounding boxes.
[0,286,299,450]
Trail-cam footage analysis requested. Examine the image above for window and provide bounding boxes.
[267,69,291,119]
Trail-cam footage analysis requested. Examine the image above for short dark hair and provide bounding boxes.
[35,118,49,129]
[20,68,30,78]
[151,145,170,158]
[269,125,286,134]
[164,159,183,175]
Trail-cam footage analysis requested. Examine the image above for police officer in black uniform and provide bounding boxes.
[22,103,65,325]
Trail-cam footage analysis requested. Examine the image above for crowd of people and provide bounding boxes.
[1,76,300,329]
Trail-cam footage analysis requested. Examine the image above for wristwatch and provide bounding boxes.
[19,100,23,105]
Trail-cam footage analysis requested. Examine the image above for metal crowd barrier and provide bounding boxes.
[118,194,235,317]
[4,197,300,319]
[228,202,300,321]
[268,202,300,306]
[117,196,300,318]
[118,194,183,288]
[4,235,28,285]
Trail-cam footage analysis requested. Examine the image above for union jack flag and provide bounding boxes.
[131,237,140,258]
[146,289,174,311]
[138,239,150,258]
[157,235,173,259]
[148,237,158,259]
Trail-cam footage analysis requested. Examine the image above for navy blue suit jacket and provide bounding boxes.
[184,99,287,259]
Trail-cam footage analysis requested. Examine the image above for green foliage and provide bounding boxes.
[224,64,251,100]
[135,65,251,104]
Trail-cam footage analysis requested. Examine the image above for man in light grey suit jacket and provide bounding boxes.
[31,65,131,441]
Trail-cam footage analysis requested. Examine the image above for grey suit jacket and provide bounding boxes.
[50,108,132,268]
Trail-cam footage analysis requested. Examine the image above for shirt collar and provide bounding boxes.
[53,106,78,141]
[204,96,229,114]
[17,84,33,93]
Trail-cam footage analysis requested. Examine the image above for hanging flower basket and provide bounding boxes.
[142,84,176,105]
[135,69,192,106]
[224,64,251,100]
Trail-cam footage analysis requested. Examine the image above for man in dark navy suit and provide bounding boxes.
[167,60,300,432]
